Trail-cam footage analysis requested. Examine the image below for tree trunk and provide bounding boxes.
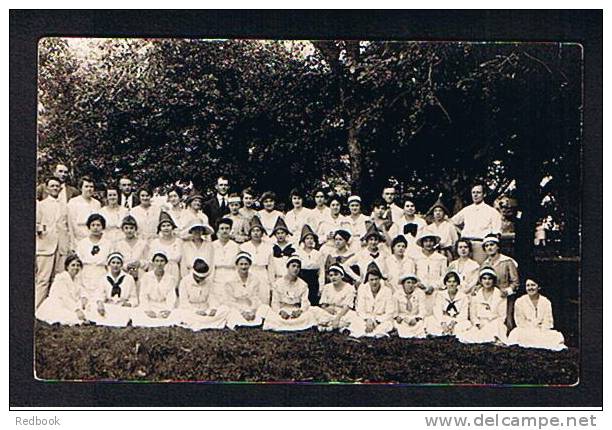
[346,121,363,194]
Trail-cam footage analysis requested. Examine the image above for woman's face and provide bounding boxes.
[330,200,341,216]
[422,237,435,251]
[368,274,381,289]
[217,224,231,240]
[236,259,251,275]
[250,227,263,240]
[139,190,151,205]
[66,260,82,277]
[433,207,445,221]
[287,262,301,277]
[108,257,123,274]
[348,201,361,215]
[152,256,167,271]
[107,189,119,206]
[167,191,180,207]
[89,220,104,235]
[274,230,288,243]
[314,192,326,207]
[328,270,342,284]
[243,194,254,208]
[122,224,137,239]
[367,236,379,250]
[483,241,499,256]
[392,242,406,257]
[303,235,315,249]
[189,198,202,211]
[373,206,385,218]
[229,202,241,214]
[480,274,495,289]
[403,201,416,216]
[159,221,174,236]
[457,241,470,258]
[263,198,275,211]
[190,227,205,240]
[445,276,459,294]
[291,195,303,209]
[334,235,347,251]
[525,279,540,296]
[402,279,417,295]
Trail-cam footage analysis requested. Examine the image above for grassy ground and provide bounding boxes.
[34,321,578,385]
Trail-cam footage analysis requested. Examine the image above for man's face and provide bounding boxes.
[382,188,395,204]
[403,200,416,216]
[119,179,132,195]
[216,178,230,196]
[471,185,485,204]
[81,181,94,198]
[54,165,69,183]
[47,179,61,198]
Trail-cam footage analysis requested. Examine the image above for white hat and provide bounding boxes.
[347,195,362,204]
[106,252,124,265]
[235,251,253,265]
[286,254,301,267]
[398,272,419,284]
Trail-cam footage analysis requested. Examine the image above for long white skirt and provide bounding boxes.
[395,318,427,339]
[424,316,471,338]
[35,297,84,326]
[174,306,229,331]
[457,318,507,344]
[226,305,269,329]
[348,317,394,338]
[85,303,133,327]
[507,327,567,351]
[131,308,179,328]
[251,266,272,305]
[312,307,358,331]
[262,307,316,331]
[81,265,106,291]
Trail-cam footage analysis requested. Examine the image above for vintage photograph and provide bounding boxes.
[34,37,581,384]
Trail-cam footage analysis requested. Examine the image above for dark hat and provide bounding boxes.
[86,213,106,229]
[260,191,276,202]
[157,211,177,233]
[426,197,451,217]
[218,217,234,229]
[64,253,83,270]
[333,229,352,242]
[271,216,291,236]
[121,214,138,229]
[364,261,386,282]
[391,235,408,249]
[248,215,265,234]
[299,224,318,244]
[362,222,383,241]
[192,258,210,277]
[185,189,204,205]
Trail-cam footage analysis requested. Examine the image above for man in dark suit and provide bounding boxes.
[36,163,79,204]
[203,175,231,229]
[119,175,140,210]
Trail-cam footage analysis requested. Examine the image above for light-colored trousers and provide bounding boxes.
[35,251,64,309]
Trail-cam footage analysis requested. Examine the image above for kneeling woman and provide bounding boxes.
[393,273,427,338]
[348,262,396,338]
[175,258,228,331]
[224,251,269,329]
[507,279,566,351]
[36,254,88,326]
[88,252,138,327]
[425,271,471,337]
[314,264,357,332]
[132,251,178,327]
[263,255,316,331]
[457,267,507,344]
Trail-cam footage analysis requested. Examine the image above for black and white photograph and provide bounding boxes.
[33,36,582,384]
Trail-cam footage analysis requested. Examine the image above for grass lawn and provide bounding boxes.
[34,321,578,385]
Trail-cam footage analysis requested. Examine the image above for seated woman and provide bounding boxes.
[319,229,356,286]
[75,213,113,293]
[149,211,182,281]
[131,251,178,327]
[36,254,88,326]
[87,252,138,327]
[114,215,149,287]
[507,279,566,351]
[175,258,228,331]
[224,252,269,329]
[263,255,316,331]
[239,216,274,304]
[269,217,296,281]
[313,264,357,332]
[385,235,417,290]
[393,273,427,339]
[296,224,323,306]
[447,239,480,296]
[348,262,396,338]
[180,221,215,278]
[425,271,472,338]
[457,267,507,344]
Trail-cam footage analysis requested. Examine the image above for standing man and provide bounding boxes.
[203,176,231,229]
[36,178,70,308]
[382,186,404,224]
[67,176,102,247]
[451,183,502,264]
[37,163,79,203]
[119,175,139,210]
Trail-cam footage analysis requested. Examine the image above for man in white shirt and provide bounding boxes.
[36,178,70,308]
[382,186,404,224]
[67,176,102,248]
[36,163,79,204]
[451,183,502,264]
[203,176,231,229]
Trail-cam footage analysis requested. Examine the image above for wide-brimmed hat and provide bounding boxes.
[271,216,291,236]
[299,224,318,244]
[157,211,177,233]
[364,261,386,282]
[398,272,419,284]
[186,220,214,236]
[185,189,204,205]
[416,229,441,247]
[426,197,451,217]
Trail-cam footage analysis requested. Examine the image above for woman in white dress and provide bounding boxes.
[425,271,472,338]
[447,239,480,296]
[175,257,228,331]
[114,215,149,288]
[285,188,313,242]
[425,198,459,262]
[166,186,186,233]
[458,267,508,344]
[75,213,114,294]
[180,221,215,278]
[148,211,182,281]
[393,273,427,338]
[346,195,369,253]
[348,262,396,338]
[224,251,270,329]
[317,195,352,253]
[385,235,417,290]
[88,252,138,327]
[263,255,316,331]
[313,264,357,332]
[257,191,284,239]
[36,254,88,325]
[211,218,241,287]
[319,229,356,287]
[180,189,210,239]
[99,186,128,244]
[507,279,566,351]
[130,187,162,243]
[239,216,274,304]
[132,251,178,327]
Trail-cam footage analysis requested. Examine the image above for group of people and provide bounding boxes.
[34,164,566,351]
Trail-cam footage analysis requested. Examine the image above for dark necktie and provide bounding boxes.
[403,223,418,237]
[107,275,126,298]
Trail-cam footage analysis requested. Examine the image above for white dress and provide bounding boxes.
[425,289,472,337]
[99,205,129,244]
[349,284,396,338]
[507,294,566,351]
[263,277,315,331]
[458,287,507,344]
[385,254,417,290]
[346,214,370,252]
[426,220,459,250]
[257,210,284,238]
[223,272,269,329]
[393,288,427,338]
[269,241,298,280]
[285,208,314,242]
[239,240,274,304]
[67,195,102,246]
[447,258,480,295]
[131,270,178,327]
[317,214,353,252]
[175,274,228,331]
[86,271,138,327]
[313,282,357,329]
[113,238,149,282]
[75,236,114,293]
[414,250,448,315]
[149,237,183,281]
[211,239,241,285]
[181,240,215,278]
[36,271,85,326]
